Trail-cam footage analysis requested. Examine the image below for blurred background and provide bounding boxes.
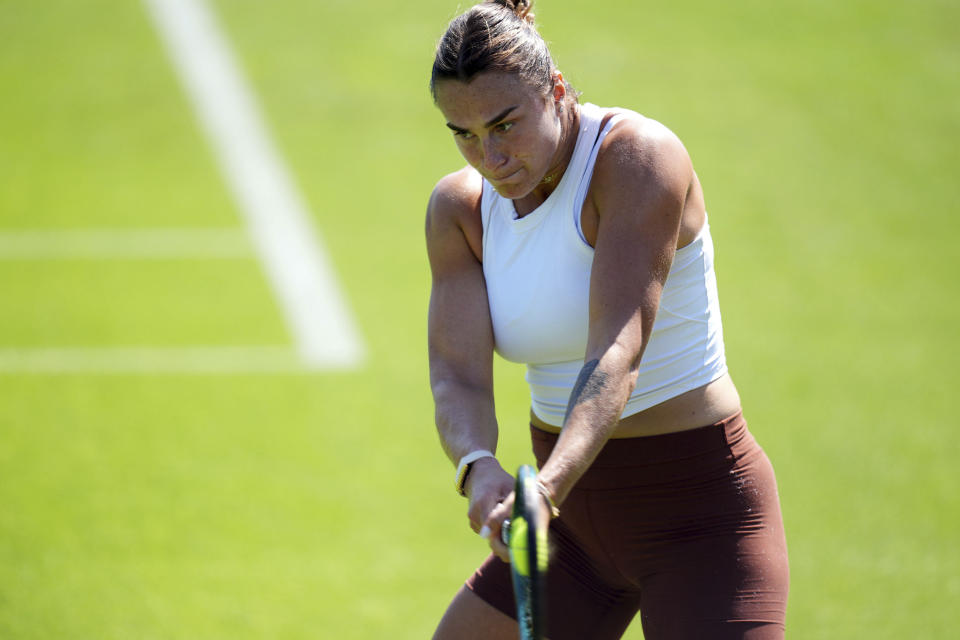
[1,0,957,637]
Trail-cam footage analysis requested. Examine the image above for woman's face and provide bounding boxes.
[434,72,562,200]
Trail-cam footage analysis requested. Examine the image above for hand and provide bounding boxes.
[479,477,555,563]
[464,458,514,561]
[480,491,513,563]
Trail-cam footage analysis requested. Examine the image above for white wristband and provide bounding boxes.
[454,450,495,497]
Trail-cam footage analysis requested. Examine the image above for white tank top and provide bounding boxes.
[481,103,728,427]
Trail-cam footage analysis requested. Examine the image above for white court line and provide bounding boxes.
[143,0,365,370]
[0,231,303,373]
[0,228,252,259]
[0,347,302,374]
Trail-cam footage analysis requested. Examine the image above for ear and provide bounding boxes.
[552,71,566,105]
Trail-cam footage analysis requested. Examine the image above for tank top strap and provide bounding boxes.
[572,107,632,244]
[554,102,603,204]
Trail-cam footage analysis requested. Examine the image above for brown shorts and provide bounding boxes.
[465,411,789,640]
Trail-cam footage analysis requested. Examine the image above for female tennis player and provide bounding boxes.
[425,1,789,638]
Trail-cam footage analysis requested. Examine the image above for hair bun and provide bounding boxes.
[488,0,535,23]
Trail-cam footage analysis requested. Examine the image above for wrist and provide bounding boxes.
[534,468,567,508]
[463,455,502,498]
[454,449,495,497]
[536,480,561,519]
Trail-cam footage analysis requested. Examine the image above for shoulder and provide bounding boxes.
[426,166,484,263]
[428,166,483,220]
[592,109,693,201]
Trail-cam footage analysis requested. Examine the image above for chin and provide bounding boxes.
[492,180,534,200]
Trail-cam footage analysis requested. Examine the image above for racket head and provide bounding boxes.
[507,464,548,639]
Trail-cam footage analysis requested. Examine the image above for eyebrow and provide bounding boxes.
[446,106,519,133]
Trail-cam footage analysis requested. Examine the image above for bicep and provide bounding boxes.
[427,262,495,388]
[425,176,494,390]
[585,123,692,366]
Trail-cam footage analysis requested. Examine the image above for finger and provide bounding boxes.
[479,501,509,534]
[489,528,510,562]
[480,498,514,560]
[470,497,505,534]
[478,501,508,540]
[478,519,510,561]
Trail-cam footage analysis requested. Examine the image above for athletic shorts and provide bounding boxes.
[465,411,789,640]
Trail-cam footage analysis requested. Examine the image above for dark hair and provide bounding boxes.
[430,1,558,100]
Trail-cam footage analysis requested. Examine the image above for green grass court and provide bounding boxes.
[1,0,958,637]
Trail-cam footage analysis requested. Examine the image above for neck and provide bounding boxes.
[511,101,581,217]
[532,102,580,201]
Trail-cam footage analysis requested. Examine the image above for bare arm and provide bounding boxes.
[536,117,694,505]
[426,168,514,532]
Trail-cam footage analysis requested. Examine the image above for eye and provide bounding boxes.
[454,130,475,140]
[495,122,514,133]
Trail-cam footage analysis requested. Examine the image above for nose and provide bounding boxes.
[481,138,508,173]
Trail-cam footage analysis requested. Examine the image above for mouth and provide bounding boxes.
[489,168,522,183]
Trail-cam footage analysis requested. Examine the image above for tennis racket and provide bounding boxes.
[504,464,548,640]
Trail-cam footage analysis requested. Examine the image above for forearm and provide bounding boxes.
[432,376,499,466]
[432,375,513,535]
[537,353,637,505]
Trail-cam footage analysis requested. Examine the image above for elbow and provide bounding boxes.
[430,371,493,407]
[592,337,646,378]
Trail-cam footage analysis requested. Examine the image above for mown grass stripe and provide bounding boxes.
[0,228,252,259]
[0,346,303,373]
[143,0,365,369]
